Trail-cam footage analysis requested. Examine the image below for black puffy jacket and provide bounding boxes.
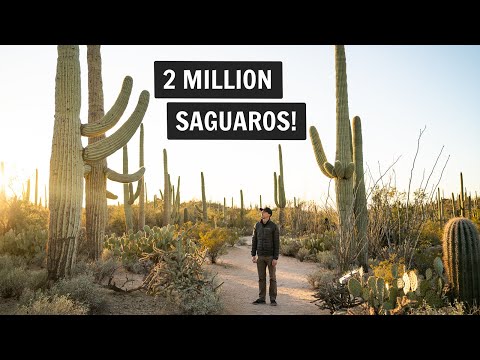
[251,219,280,260]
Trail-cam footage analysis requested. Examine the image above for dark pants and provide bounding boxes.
[257,255,277,301]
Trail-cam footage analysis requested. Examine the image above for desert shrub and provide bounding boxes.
[224,228,240,247]
[28,269,48,291]
[106,204,127,236]
[280,237,301,257]
[0,255,47,299]
[370,254,406,284]
[236,236,248,246]
[312,271,357,314]
[199,227,229,264]
[16,293,88,315]
[409,299,465,315]
[412,245,442,275]
[307,268,336,289]
[104,225,177,265]
[418,219,442,248]
[183,222,213,242]
[295,247,311,262]
[0,228,47,264]
[143,236,223,315]
[0,266,30,298]
[316,251,338,270]
[50,273,107,314]
[175,275,223,315]
[88,258,119,283]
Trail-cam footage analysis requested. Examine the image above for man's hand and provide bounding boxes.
[252,256,257,263]
[272,259,278,267]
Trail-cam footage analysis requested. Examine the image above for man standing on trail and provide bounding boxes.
[251,207,280,306]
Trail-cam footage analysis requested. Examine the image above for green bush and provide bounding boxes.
[0,254,47,299]
[50,273,107,314]
[143,236,223,315]
[295,247,311,262]
[280,237,301,257]
[104,225,178,267]
[199,227,229,264]
[224,228,240,247]
[307,268,336,289]
[0,228,47,264]
[315,251,338,270]
[418,220,442,248]
[16,294,88,315]
[0,266,30,298]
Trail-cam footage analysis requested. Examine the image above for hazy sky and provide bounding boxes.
[1,45,479,208]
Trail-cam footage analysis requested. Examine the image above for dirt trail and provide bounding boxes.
[205,237,330,315]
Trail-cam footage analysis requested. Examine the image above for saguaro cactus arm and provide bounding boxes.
[80,76,133,137]
[83,91,150,162]
[106,167,145,183]
[106,190,118,200]
[309,126,335,179]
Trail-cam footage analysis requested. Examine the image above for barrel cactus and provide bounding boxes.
[442,217,480,307]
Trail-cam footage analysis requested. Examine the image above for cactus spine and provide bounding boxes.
[309,45,368,270]
[163,149,171,226]
[442,217,480,307]
[48,46,149,280]
[274,144,286,227]
[201,172,207,222]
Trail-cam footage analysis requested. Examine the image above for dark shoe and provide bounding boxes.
[270,300,277,306]
[252,299,266,304]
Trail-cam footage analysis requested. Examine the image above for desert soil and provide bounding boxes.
[205,236,330,315]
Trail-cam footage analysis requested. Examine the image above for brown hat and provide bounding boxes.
[259,207,272,215]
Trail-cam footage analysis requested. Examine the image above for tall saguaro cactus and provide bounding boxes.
[35,168,38,206]
[309,45,368,270]
[138,124,145,229]
[85,45,146,260]
[352,116,368,267]
[442,217,480,307]
[240,189,245,225]
[274,144,286,227]
[48,45,149,280]
[163,149,171,226]
[201,172,207,222]
[460,172,465,217]
[0,162,5,200]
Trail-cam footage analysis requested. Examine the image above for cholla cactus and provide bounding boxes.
[47,45,149,280]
